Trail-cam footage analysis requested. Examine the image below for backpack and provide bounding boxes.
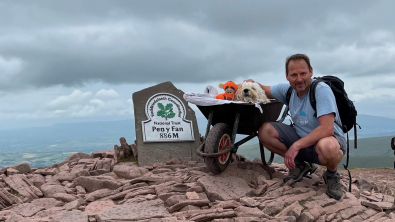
[286,75,359,192]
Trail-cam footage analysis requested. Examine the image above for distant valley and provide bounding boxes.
[0,113,394,168]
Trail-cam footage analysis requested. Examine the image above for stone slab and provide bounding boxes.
[133,81,201,166]
[97,199,171,221]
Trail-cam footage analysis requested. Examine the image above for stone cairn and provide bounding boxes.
[0,151,394,221]
[113,137,137,164]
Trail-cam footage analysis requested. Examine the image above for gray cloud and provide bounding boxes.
[1,1,395,90]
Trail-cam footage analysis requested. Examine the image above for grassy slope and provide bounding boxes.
[237,135,395,168]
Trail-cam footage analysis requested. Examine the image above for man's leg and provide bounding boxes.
[259,122,312,182]
[315,137,344,171]
[258,122,288,157]
[315,136,345,200]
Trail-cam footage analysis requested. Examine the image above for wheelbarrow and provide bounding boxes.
[196,100,287,174]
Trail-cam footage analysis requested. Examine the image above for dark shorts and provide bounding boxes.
[269,122,346,165]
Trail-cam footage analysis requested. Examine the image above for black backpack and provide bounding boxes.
[286,75,359,192]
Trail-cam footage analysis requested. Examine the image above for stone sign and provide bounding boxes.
[142,93,194,142]
[133,82,201,166]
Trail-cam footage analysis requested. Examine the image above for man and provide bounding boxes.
[246,54,346,200]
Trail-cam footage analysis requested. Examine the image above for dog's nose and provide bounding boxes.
[243,89,249,93]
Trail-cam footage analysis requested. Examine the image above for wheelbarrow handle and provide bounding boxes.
[196,142,234,158]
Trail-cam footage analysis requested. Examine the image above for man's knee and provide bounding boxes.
[258,122,278,140]
[316,137,343,159]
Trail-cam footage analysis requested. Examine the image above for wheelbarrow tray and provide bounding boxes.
[197,100,284,135]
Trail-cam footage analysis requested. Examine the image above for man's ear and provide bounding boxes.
[309,67,313,77]
[219,83,224,89]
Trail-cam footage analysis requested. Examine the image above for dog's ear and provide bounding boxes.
[237,83,242,89]
[219,83,224,89]
[232,90,240,101]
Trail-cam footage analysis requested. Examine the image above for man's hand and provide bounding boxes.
[244,79,255,83]
[284,145,299,169]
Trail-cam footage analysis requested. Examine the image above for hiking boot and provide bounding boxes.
[323,172,343,200]
[283,162,311,183]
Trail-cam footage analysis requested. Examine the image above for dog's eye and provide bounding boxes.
[252,87,256,90]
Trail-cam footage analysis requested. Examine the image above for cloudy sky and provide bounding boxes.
[1,1,395,130]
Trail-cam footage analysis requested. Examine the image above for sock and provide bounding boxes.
[326,169,337,177]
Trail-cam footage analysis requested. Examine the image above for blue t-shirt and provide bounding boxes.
[271,80,345,139]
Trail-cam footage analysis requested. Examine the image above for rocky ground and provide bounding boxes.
[0,151,394,222]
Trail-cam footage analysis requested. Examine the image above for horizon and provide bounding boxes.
[1,112,395,132]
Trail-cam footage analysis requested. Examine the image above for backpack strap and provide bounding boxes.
[308,79,321,118]
[286,86,293,105]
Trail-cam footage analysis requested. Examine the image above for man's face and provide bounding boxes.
[286,59,313,96]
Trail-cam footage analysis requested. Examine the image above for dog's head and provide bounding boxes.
[233,82,269,103]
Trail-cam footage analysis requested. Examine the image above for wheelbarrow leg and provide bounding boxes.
[260,142,274,166]
[231,113,240,145]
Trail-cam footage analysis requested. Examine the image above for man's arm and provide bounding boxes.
[244,79,273,99]
[284,113,335,169]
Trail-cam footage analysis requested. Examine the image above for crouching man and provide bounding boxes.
[246,54,346,200]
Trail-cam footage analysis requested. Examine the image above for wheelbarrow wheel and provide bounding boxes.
[259,142,274,166]
[205,123,232,174]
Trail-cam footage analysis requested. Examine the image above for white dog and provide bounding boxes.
[233,82,270,103]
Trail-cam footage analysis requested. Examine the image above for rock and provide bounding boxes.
[255,184,268,196]
[31,198,64,209]
[73,176,122,192]
[187,185,204,193]
[59,163,70,172]
[297,212,315,222]
[339,206,365,220]
[4,174,39,201]
[9,162,31,174]
[188,208,236,221]
[6,168,20,175]
[91,150,114,159]
[85,188,119,202]
[168,199,210,213]
[234,206,269,218]
[75,186,86,194]
[186,191,200,200]
[165,195,187,207]
[96,158,112,171]
[97,199,171,221]
[53,193,78,202]
[358,174,373,192]
[51,210,88,222]
[263,201,285,215]
[123,187,156,200]
[112,164,148,179]
[218,162,271,183]
[66,152,92,162]
[197,176,253,201]
[64,199,81,211]
[211,200,241,209]
[26,174,46,188]
[85,200,115,216]
[119,137,132,158]
[239,197,260,207]
[361,201,395,211]
[40,184,67,198]
[6,214,34,222]
[0,188,23,205]
[53,170,90,182]
[10,203,45,217]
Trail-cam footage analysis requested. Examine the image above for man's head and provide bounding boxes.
[285,54,313,96]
